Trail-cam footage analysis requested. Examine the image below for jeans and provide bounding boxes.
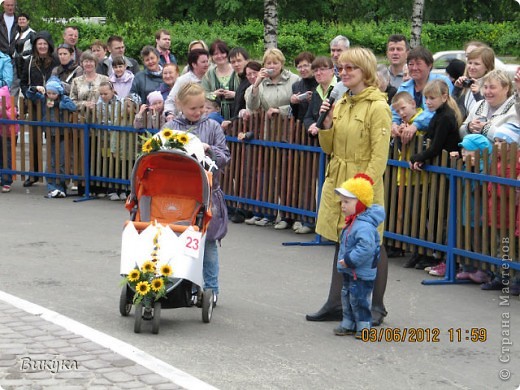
[340,274,374,332]
[203,239,219,294]
[0,136,13,186]
[47,137,66,192]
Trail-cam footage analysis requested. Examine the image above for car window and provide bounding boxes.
[433,55,454,69]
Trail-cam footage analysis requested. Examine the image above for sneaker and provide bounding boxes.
[97,192,107,199]
[108,192,120,201]
[1,185,11,193]
[274,220,289,230]
[245,216,261,225]
[231,211,245,223]
[333,326,355,336]
[292,221,303,231]
[403,253,422,268]
[119,192,127,201]
[415,256,439,270]
[429,262,446,277]
[255,217,272,226]
[46,189,66,199]
[456,270,473,280]
[480,279,504,290]
[469,270,490,284]
[295,225,314,234]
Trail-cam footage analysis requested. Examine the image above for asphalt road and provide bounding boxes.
[1,184,519,389]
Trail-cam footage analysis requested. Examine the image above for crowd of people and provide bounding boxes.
[1,0,519,335]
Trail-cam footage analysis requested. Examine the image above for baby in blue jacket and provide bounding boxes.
[334,174,385,339]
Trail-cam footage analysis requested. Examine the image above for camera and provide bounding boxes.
[462,79,474,88]
[297,92,308,102]
[266,69,274,75]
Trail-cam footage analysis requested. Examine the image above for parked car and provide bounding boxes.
[432,50,519,78]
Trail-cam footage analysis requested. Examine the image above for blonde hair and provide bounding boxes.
[176,82,205,105]
[338,47,378,88]
[263,48,286,67]
[482,69,514,97]
[391,91,415,107]
[423,79,463,126]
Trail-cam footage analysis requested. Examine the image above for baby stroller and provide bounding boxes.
[119,131,215,334]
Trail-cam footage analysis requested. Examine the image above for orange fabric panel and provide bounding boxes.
[125,221,200,233]
[150,195,200,225]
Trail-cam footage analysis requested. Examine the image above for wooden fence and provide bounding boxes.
[1,97,519,275]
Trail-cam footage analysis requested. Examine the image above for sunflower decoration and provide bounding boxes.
[160,264,173,277]
[177,133,189,145]
[142,260,156,273]
[138,127,195,157]
[151,277,164,292]
[161,128,174,139]
[127,269,140,282]
[136,281,150,296]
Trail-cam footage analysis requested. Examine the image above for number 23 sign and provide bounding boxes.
[184,230,203,258]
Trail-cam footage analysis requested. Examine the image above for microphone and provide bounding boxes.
[316,88,340,129]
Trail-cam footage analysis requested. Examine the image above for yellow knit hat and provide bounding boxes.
[334,173,374,207]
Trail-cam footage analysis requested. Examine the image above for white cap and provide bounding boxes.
[334,187,357,199]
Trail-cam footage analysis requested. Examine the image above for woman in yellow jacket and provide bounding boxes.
[306,47,392,326]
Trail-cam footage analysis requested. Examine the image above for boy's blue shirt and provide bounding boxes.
[337,204,385,280]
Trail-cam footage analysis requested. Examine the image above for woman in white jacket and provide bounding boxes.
[460,69,517,142]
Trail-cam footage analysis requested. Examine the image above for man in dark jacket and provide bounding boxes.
[0,0,17,56]
[96,35,140,76]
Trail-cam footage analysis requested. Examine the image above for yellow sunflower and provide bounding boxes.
[142,139,153,153]
[178,134,189,145]
[136,281,150,295]
[127,269,140,282]
[151,278,164,292]
[141,261,156,273]
[161,128,174,139]
[160,264,173,277]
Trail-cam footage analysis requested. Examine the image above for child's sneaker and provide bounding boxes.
[46,189,66,198]
[333,326,355,336]
[429,262,446,277]
[1,185,11,193]
[255,217,272,226]
[108,192,120,201]
[245,216,261,225]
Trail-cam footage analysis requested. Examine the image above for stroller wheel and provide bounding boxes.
[152,302,161,334]
[134,303,143,333]
[202,289,214,323]
[119,285,132,316]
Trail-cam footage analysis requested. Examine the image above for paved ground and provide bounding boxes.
[0,182,519,389]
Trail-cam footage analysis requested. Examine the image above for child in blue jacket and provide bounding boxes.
[334,174,385,339]
[26,76,77,198]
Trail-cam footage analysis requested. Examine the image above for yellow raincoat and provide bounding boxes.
[316,86,391,241]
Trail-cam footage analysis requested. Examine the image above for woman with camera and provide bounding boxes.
[453,46,495,119]
[290,51,317,122]
[245,48,299,120]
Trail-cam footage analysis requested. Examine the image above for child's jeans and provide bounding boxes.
[46,136,66,193]
[340,273,374,332]
[0,136,14,186]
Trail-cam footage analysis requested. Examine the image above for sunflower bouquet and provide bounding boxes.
[139,127,192,156]
[122,227,173,306]
[125,261,173,306]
